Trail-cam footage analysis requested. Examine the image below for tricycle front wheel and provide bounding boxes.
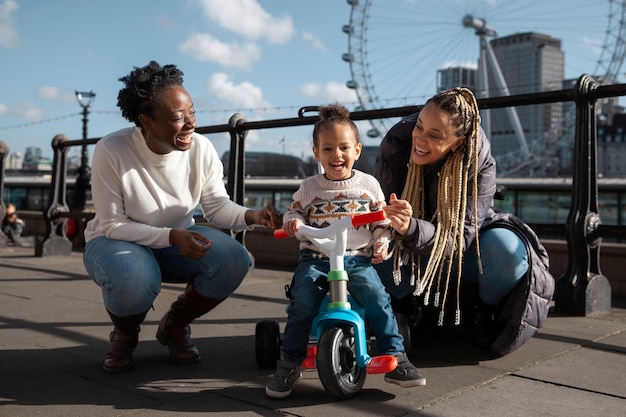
[316,325,366,399]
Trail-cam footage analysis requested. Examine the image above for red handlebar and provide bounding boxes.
[350,210,387,227]
[273,211,386,239]
[273,229,290,239]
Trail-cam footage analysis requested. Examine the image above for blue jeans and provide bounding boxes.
[375,227,529,306]
[281,250,404,364]
[83,225,251,316]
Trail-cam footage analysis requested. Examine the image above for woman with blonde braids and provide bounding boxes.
[374,88,554,356]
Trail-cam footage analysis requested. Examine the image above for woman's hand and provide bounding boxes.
[245,205,283,229]
[169,229,212,259]
[383,193,414,236]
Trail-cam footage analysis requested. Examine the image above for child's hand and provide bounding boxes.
[283,218,304,237]
[371,241,388,264]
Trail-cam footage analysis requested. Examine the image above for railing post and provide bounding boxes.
[35,134,72,257]
[0,141,8,248]
[227,113,247,244]
[555,75,611,316]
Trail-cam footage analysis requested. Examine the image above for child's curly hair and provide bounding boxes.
[312,103,361,148]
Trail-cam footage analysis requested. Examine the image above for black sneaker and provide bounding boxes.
[384,353,426,387]
[266,360,302,398]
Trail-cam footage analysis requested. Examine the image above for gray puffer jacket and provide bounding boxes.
[374,112,555,356]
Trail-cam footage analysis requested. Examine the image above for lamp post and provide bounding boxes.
[74,90,95,210]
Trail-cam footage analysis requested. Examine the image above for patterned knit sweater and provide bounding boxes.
[284,170,392,257]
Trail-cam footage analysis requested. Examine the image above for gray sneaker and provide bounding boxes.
[384,353,426,388]
[266,360,302,398]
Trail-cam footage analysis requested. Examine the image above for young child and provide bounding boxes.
[2,204,26,245]
[266,104,426,399]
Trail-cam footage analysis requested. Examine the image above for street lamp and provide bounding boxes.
[74,90,96,210]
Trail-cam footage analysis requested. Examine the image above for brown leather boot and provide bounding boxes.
[156,283,224,364]
[103,310,148,373]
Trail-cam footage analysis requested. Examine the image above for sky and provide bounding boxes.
[0,0,621,162]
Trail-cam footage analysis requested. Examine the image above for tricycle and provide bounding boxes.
[255,211,397,399]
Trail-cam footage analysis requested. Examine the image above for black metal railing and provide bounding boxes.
[2,74,625,317]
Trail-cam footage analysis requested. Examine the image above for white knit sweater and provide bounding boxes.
[284,170,391,257]
[84,127,251,248]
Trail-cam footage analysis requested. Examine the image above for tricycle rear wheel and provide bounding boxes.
[255,320,280,369]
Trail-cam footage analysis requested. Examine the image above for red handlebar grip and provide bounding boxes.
[273,229,289,239]
[351,210,387,227]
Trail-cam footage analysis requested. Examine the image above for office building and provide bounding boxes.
[487,32,565,172]
[437,66,478,93]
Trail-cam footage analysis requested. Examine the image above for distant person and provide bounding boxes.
[374,87,554,355]
[2,204,26,245]
[266,104,425,399]
[82,61,282,373]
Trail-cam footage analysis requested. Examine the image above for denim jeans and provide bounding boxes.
[83,225,251,316]
[375,227,529,305]
[280,250,404,364]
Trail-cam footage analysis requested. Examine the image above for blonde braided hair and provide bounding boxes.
[393,87,481,326]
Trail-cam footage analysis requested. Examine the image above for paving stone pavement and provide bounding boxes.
[0,246,625,417]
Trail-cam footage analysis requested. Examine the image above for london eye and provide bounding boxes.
[343,0,626,145]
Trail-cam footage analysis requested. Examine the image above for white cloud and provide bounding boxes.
[441,60,477,70]
[206,72,271,109]
[299,81,358,103]
[242,129,261,146]
[302,31,326,53]
[37,86,76,103]
[13,102,44,121]
[196,0,294,44]
[0,101,39,125]
[582,36,603,57]
[178,33,261,69]
[0,0,18,48]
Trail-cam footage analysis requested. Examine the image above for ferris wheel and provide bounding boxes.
[343,0,626,140]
